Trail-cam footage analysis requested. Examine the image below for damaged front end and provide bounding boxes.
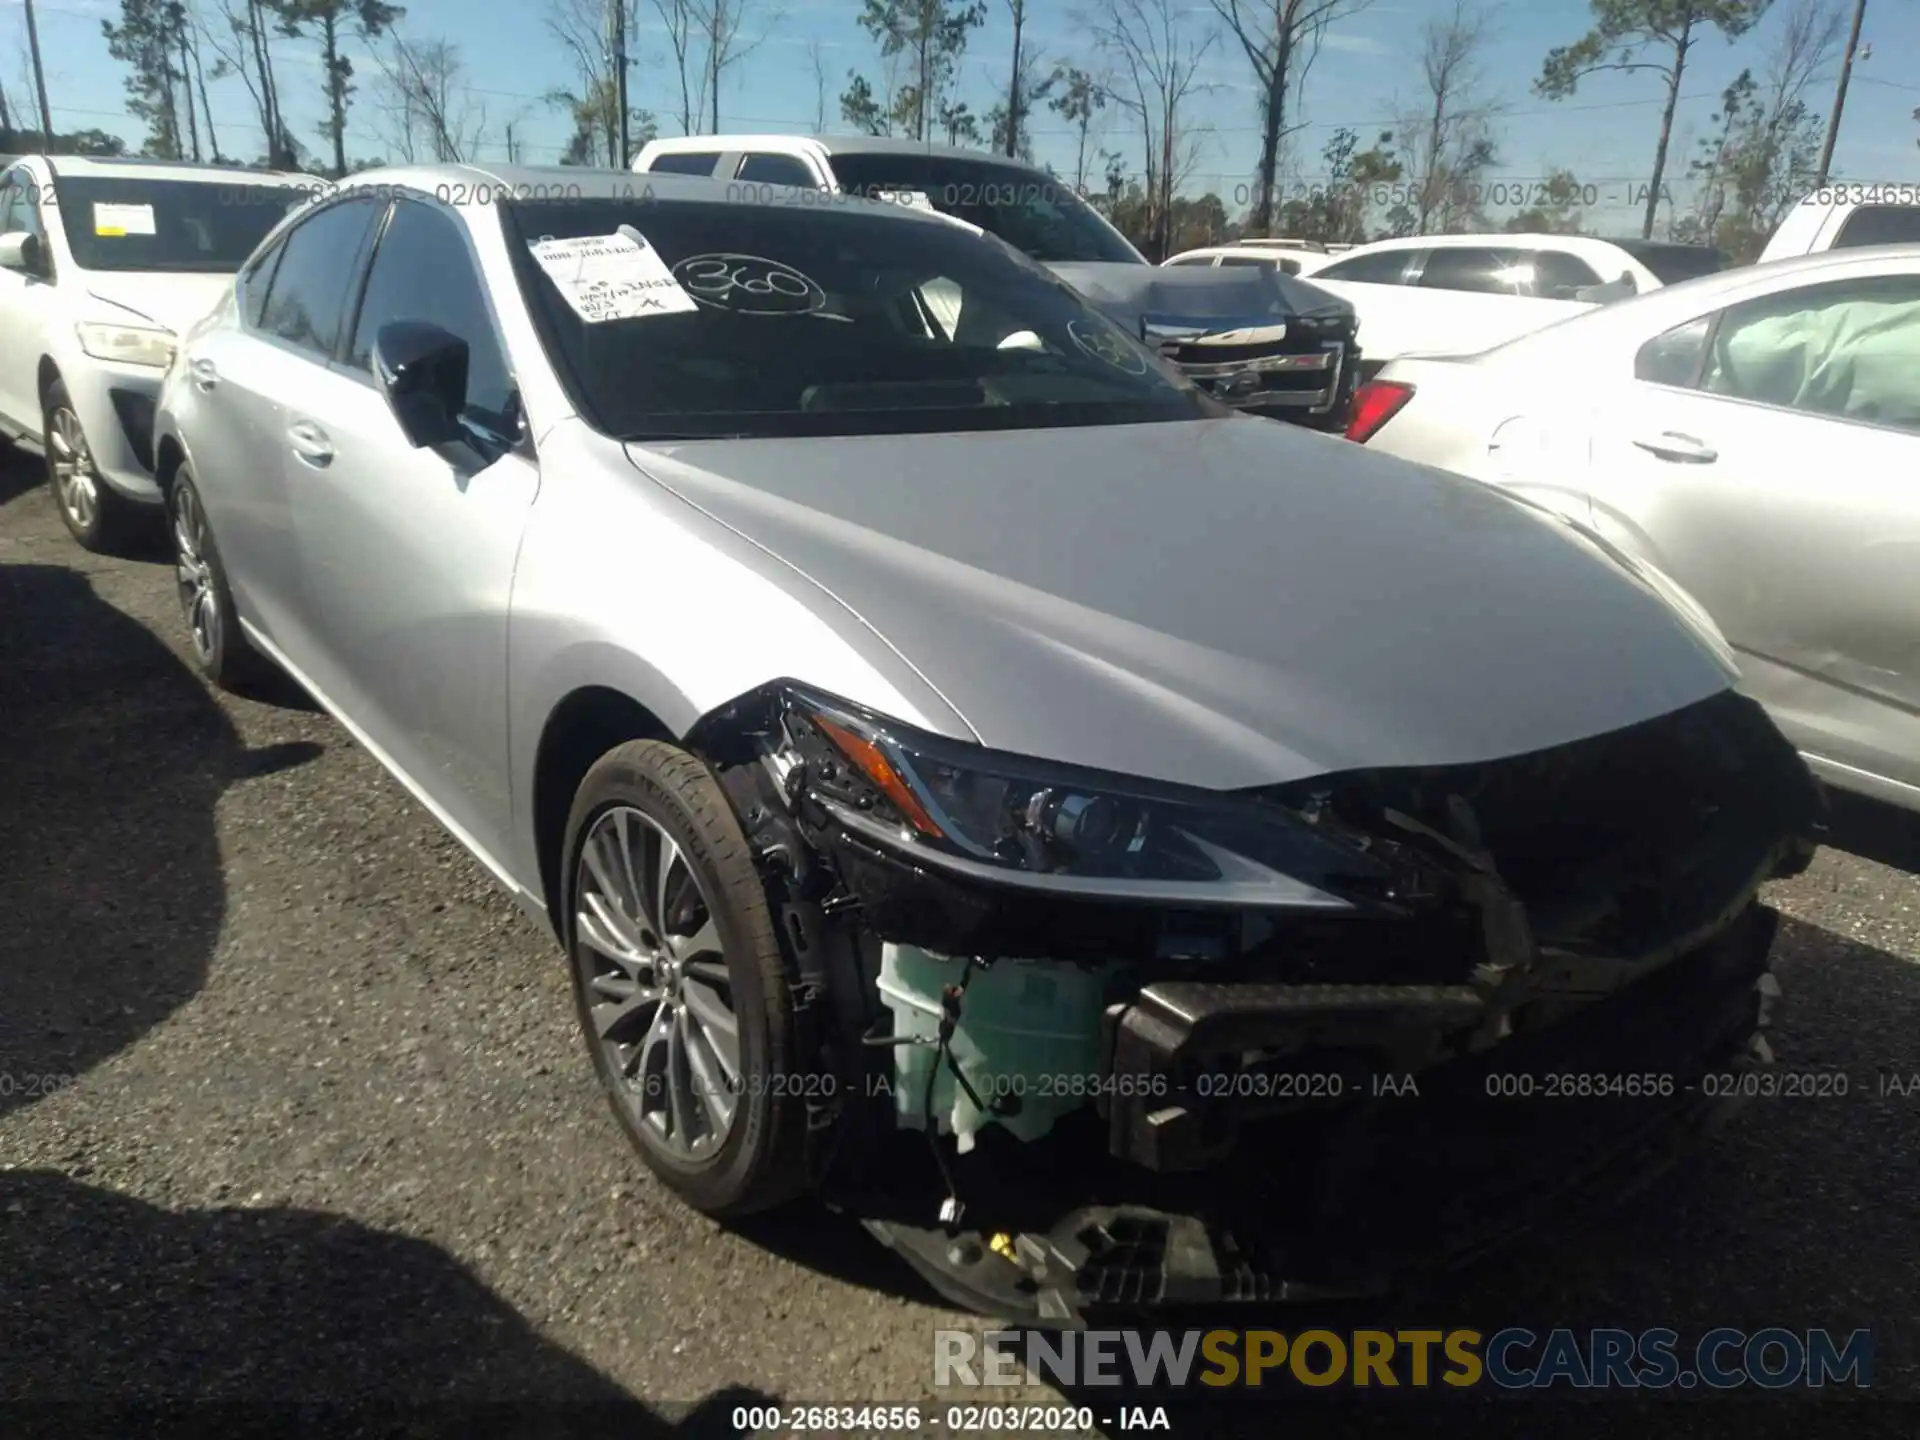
[690,683,1819,1324]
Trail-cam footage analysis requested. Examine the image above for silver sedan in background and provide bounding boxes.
[153,164,1817,1321]
[1352,244,1920,816]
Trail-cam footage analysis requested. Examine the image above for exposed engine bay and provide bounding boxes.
[691,683,1820,1322]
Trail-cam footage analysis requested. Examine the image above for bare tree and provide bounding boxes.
[202,0,284,163]
[1049,65,1109,191]
[807,38,830,131]
[1000,0,1028,156]
[373,31,485,162]
[1088,0,1217,261]
[547,0,625,162]
[694,0,772,134]
[651,0,704,134]
[1209,0,1373,234]
[1397,0,1501,234]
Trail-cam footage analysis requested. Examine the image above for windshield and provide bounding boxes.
[507,196,1215,442]
[824,155,1144,266]
[1608,239,1728,285]
[54,176,302,273]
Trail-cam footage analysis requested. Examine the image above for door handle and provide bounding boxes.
[1631,431,1717,464]
[286,420,335,466]
[189,357,218,391]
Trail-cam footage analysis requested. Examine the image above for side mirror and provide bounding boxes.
[1616,269,1639,294]
[0,231,44,275]
[372,320,468,449]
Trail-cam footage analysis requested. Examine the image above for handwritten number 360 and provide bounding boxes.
[679,257,811,301]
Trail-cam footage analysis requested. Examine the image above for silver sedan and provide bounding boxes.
[153,164,1817,1319]
[1354,244,1920,816]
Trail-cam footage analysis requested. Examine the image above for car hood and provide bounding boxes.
[1047,260,1354,327]
[626,419,1731,791]
[81,272,231,335]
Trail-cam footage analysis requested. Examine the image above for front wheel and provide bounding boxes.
[564,739,813,1217]
[45,379,141,554]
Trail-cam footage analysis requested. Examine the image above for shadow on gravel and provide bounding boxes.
[731,1204,952,1310]
[0,563,320,1119]
[0,1172,775,1436]
[0,441,41,506]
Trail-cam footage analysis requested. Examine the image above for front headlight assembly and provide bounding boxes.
[776,689,1397,910]
[76,321,176,369]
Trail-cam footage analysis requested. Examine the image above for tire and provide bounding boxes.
[168,467,267,692]
[45,378,141,554]
[563,739,812,1217]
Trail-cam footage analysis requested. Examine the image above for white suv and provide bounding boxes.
[0,155,319,551]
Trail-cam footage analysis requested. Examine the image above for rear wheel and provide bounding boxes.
[169,468,266,692]
[46,379,140,553]
[564,739,812,1217]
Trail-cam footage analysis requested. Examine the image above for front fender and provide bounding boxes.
[503,425,973,888]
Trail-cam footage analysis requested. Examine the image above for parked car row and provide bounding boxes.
[0,147,1841,1324]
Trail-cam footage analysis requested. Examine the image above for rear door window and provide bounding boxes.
[647,152,722,177]
[1698,274,1920,433]
[256,196,383,360]
[1416,247,1523,295]
[1315,248,1413,283]
[1831,205,1920,249]
[1527,249,1603,298]
[239,234,285,329]
[735,153,817,187]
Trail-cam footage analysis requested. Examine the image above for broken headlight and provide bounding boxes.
[780,690,1393,909]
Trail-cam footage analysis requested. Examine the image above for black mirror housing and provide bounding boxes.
[0,231,45,276]
[372,320,469,449]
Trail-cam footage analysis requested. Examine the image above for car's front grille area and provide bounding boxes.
[1158,339,1347,413]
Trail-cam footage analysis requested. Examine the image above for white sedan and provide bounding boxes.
[1349,243,1920,814]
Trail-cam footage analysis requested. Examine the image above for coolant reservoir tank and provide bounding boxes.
[876,943,1116,1150]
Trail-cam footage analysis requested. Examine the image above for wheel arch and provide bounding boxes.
[36,356,60,406]
[531,685,679,935]
[153,434,186,497]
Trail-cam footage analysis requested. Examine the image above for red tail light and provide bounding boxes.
[1345,380,1414,443]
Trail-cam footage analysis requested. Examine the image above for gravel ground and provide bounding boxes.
[2,445,1916,1439]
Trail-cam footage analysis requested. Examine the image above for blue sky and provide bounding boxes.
[3,0,1916,229]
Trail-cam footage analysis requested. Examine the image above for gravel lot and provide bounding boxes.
[2,444,1916,1438]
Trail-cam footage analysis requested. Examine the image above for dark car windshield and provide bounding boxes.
[506,195,1216,442]
[55,176,301,273]
[1607,239,1728,285]
[824,155,1143,266]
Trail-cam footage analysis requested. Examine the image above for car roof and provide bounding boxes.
[337,161,973,231]
[642,132,1049,172]
[40,154,318,184]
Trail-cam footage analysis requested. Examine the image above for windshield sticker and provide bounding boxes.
[672,254,826,316]
[529,226,697,323]
[93,202,157,238]
[1067,318,1148,374]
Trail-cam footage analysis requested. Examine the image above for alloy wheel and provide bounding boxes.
[172,485,220,665]
[574,805,742,1161]
[49,407,98,532]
